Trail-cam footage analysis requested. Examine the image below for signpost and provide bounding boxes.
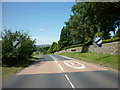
[94,36,102,47]
[94,36,102,59]
[12,38,21,66]
[13,40,21,48]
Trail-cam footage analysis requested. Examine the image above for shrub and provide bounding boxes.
[116,28,120,37]
[95,32,104,37]
[2,29,36,66]
[65,44,83,49]
[102,37,120,43]
[83,38,93,46]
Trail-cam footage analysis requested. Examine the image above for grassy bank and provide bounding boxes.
[2,67,21,79]
[2,52,40,79]
[57,52,119,70]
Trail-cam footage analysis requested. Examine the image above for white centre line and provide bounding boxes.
[49,55,75,89]
[58,64,64,71]
[55,60,58,64]
[65,74,75,89]
[49,55,58,64]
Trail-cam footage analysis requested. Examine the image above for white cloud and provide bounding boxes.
[31,36,58,45]
[40,28,44,32]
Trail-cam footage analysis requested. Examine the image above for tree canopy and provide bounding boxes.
[2,29,36,66]
[49,42,58,53]
[58,2,120,50]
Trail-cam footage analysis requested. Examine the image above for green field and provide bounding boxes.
[2,52,40,79]
[57,52,119,70]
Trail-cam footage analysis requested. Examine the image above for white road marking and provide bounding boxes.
[65,74,70,81]
[49,55,58,64]
[49,55,63,71]
[55,60,58,63]
[64,61,85,69]
[65,74,75,89]
[49,55,75,89]
[58,64,64,71]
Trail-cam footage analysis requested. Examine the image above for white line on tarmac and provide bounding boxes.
[64,61,85,69]
[58,64,64,71]
[49,55,75,89]
[49,55,58,64]
[55,60,58,63]
[65,74,75,89]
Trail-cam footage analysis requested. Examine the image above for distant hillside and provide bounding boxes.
[36,44,51,48]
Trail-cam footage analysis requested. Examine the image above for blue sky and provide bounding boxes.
[3,2,75,45]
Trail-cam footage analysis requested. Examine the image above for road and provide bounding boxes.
[2,55,119,90]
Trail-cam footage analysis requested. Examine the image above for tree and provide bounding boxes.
[58,2,120,49]
[116,28,120,37]
[48,42,58,53]
[39,46,50,54]
[2,29,36,66]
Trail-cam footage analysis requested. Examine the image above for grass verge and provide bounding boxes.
[2,67,21,79]
[2,52,40,79]
[57,52,119,70]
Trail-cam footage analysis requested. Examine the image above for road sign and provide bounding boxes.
[13,40,21,48]
[94,36,102,47]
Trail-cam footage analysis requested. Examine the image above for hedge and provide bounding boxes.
[60,37,120,50]
[102,37,120,43]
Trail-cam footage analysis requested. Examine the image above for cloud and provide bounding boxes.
[40,28,44,32]
[31,36,57,45]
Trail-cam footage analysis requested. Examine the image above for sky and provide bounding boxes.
[2,2,76,45]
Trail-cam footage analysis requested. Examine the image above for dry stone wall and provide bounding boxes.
[55,41,120,55]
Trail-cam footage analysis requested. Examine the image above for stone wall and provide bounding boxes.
[89,41,120,55]
[55,41,120,55]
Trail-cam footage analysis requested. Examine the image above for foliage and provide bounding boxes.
[102,37,120,43]
[58,2,120,51]
[116,28,120,37]
[66,44,83,49]
[48,42,58,53]
[39,46,50,54]
[95,32,104,37]
[63,37,120,50]
[2,29,36,66]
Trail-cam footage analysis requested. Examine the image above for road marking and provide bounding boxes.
[65,74,70,81]
[49,55,58,64]
[55,60,58,63]
[65,74,75,89]
[64,61,85,69]
[49,55,75,89]
[58,64,64,71]
[49,55,64,71]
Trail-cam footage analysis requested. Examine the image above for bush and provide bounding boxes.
[2,29,36,66]
[95,32,104,37]
[102,37,120,43]
[65,44,83,49]
[48,42,58,53]
[58,36,120,52]
[83,38,93,46]
[116,28,120,37]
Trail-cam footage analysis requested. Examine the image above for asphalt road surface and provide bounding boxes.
[2,55,119,90]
